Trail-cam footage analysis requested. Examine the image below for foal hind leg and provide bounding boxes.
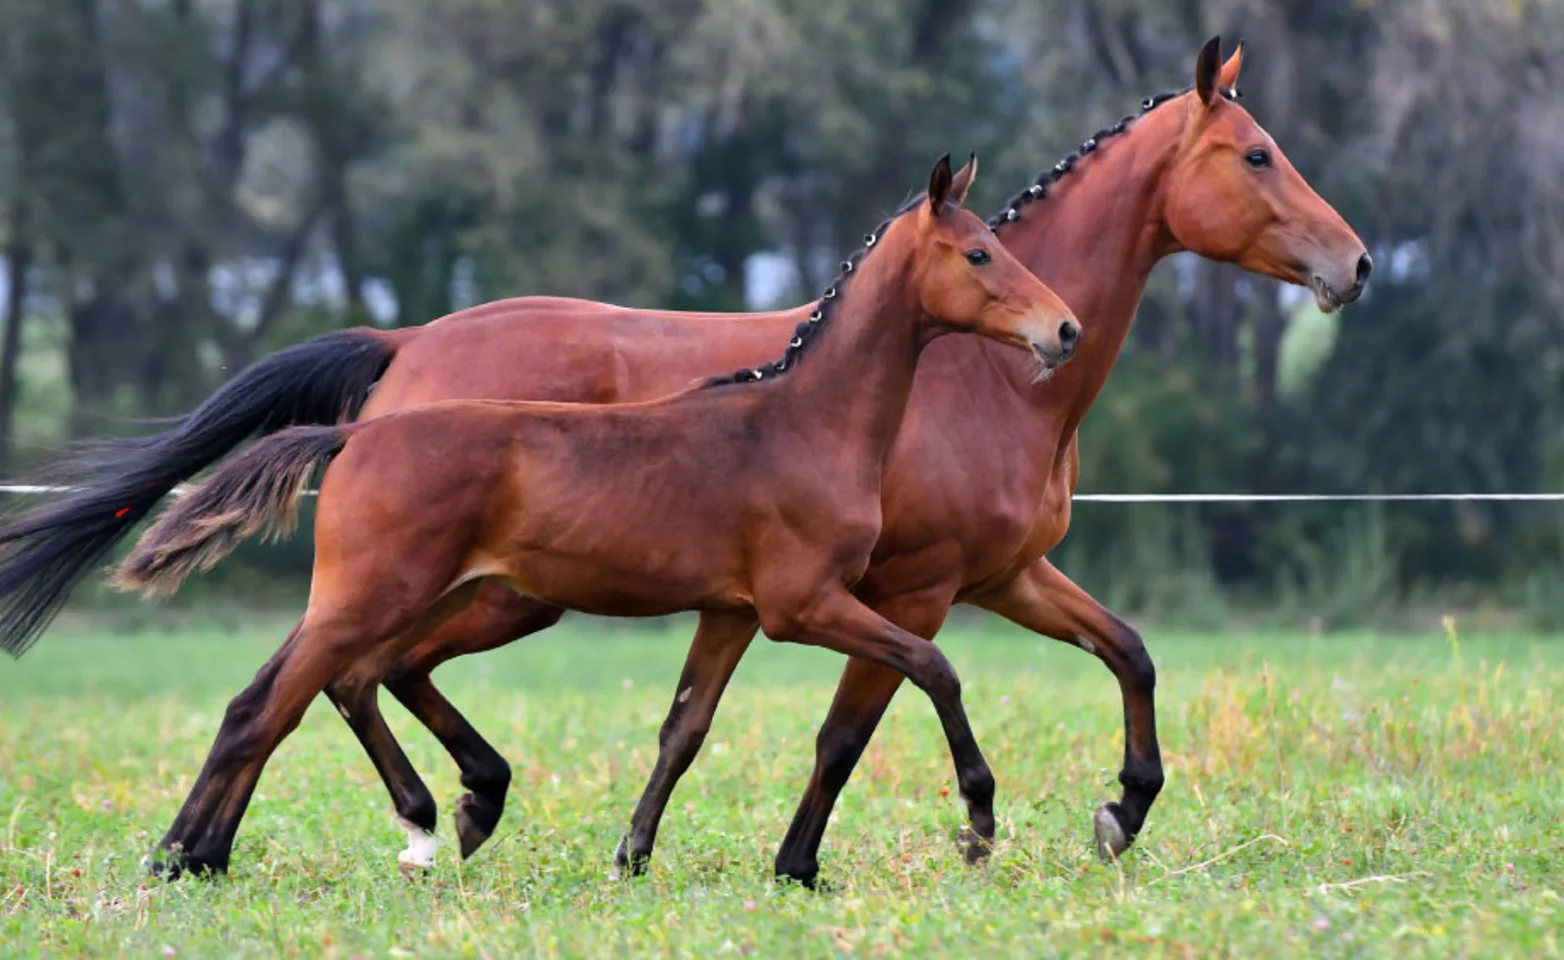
[325,583,564,866]
[385,586,567,859]
[323,658,442,874]
[150,582,481,879]
[972,557,1163,861]
[614,609,758,876]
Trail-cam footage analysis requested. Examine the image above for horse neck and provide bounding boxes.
[989,103,1187,440]
[764,235,926,466]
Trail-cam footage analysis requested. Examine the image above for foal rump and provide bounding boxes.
[113,426,349,598]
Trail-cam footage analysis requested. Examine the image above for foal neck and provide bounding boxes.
[735,216,931,466]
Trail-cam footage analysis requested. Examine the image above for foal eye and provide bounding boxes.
[1244,148,1272,169]
[965,249,992,266]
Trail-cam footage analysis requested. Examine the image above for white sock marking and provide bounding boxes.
[396,816,440,869]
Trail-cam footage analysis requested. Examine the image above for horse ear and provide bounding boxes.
[1195,35,1222,106]
[1218,40,1244,93]
[947,152,978,207]
[927,153,954,215]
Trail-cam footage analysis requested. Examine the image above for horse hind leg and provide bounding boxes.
[149,626,306,878]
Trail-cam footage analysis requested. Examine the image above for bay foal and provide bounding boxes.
[108,155,1080,877]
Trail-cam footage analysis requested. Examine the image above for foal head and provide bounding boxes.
[1160,37,1372,313]
[910,154,1082,374]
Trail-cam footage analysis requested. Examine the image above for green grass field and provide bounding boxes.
[0,614,1559,957]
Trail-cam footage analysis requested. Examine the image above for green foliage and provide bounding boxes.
[1269,505,1402,631]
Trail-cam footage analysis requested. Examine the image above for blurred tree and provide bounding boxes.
[0,0,1560,614]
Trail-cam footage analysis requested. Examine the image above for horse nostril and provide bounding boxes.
[1058,320,1081,350]
[1355,252,1374,286]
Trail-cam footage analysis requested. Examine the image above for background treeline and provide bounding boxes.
[2,0,1562,630]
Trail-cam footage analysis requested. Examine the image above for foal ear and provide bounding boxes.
[1194,35,1222,106]
[1218,40,1244,93]
[947,152,978,207]
[927,153,955,215]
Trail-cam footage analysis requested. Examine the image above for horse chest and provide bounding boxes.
[951,455,1075,597]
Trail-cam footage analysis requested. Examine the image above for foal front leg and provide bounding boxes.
[614,609,758,876]
[971,557,1164,861]
[772,588,953,888]
[765,586,996,875]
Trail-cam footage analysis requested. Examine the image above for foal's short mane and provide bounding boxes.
[704,83,1238,390]
[703,193,925,389]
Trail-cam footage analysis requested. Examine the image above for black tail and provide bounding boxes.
[0,327,399,657]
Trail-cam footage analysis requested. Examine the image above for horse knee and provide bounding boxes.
[1117,625,1156,694]
[906,643,961,701]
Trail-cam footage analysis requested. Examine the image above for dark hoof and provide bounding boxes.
[612,835,649,879]
[145,844,225,881]
[773,867,832,894]
[453,793,502,860]
[957,824,994,865]
[1093,802,1133,862]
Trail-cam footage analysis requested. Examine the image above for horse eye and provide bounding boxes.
[965,249,992,266]
[1245,148,1272,169]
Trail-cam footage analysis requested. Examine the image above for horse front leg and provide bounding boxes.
[771,586,954,888]
[763,584,990,887]
[971,556,1164,860]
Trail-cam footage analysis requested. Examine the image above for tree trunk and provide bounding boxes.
[0,200,32,474]
[1253,283,1287,409]
[301,0,366,323]
[1191,259,1240,368]
[11,0,145,433]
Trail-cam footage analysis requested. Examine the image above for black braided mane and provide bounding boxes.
[705,83,1240,388]
[702,193,925,388]
[988,84,1238,231]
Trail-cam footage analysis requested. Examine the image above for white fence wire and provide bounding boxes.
[1,485,1563,503]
